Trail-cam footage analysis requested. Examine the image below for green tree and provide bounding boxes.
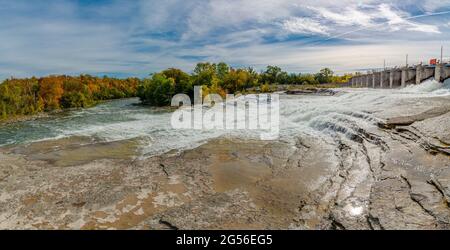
[262,65,282,84]
[0,101,7,120]
[216,62,230,80]
[298,73,319,85]
[315,68,334,84]
[61,92,89,108]
[192,62,217,87]
[137,73,176,106]
[161,68,193,95]
[222,68,256,93]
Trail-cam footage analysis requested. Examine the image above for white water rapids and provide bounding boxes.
[0,79,449,157]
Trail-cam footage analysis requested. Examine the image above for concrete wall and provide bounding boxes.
[436,64,450,82]
[380,71,389,88]
[401,67,416,87]
[415,65,433,84]
[444,65,450,81]
[350,64,450,89]
[373,73,380,88]
[390,69,402,88]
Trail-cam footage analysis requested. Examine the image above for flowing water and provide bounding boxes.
[1,79,449,157]
[1,79,450,230]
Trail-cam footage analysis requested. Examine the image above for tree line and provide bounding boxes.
[0,75,139,120]
[0,62,351,121]
[137,62,352,106]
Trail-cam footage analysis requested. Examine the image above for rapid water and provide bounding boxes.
[1,79,449,156]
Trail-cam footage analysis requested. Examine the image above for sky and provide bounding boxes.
[1,0,450,80]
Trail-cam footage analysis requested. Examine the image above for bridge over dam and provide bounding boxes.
[350,63,450,88]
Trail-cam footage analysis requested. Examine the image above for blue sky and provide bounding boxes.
[1,0,450,80]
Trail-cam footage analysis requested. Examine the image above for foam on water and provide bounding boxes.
[400,79,442,93]
[400,78,450,96]
[1,80,449,156]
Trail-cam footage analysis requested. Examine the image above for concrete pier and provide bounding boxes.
[435,64,442,82]
[380,71,389,88]
[401,67,416,87]
[390,69,402,88]
[372,72,380,88]
[351,63,450,89]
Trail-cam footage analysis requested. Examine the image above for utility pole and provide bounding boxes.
[440,45,443,63]
[406,54,408,67]
[383,59,386,70]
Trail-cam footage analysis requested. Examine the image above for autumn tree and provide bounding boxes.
[0,74,140,121]
[192,62,218,87]
[38,76,65,110]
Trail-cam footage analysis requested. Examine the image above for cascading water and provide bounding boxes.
[1,80,450,230]
[1,79,449,157]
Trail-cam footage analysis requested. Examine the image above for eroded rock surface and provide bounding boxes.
[1,96,450,230]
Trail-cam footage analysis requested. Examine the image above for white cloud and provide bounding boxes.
[0,0,449,80]
[420,0,450,12]
[378,4,441,33]
[309,3,441,35]
[282,17,329,35]
[181,0,294,39]
[312,6,375,27]
[187,39,448,74]
[136,1,444,39]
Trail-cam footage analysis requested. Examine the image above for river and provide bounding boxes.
[1,80,450,229]
[1,79,449,155]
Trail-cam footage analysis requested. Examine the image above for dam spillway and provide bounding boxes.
[350,63,450,88]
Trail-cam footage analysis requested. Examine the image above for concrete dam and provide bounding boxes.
[350,63,450,88]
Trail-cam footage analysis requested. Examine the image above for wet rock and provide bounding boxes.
[286,88,336,96]
[369,178,438,229]
[432,169,450,205]
[407,176,450,226]
[0,137,336,229]
[152,191,263,230]
[2,95,450,230]
[379,106,450,129]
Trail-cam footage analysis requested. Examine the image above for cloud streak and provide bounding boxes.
[0,0,449,80]
[282,17,329,35]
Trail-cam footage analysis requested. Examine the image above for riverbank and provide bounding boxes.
[1,90,449,229]
[0,75,139,125]
[0,113,51,126]
[0,98,130,126]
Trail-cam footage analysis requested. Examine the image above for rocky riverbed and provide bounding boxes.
[1,85,450,229]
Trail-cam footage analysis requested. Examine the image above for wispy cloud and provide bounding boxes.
[282,17,329,35]
[378,4,441,33]
[312,6,376,28]
[0,0,449,80]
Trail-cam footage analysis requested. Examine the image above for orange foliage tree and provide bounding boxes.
[38,76,64,111]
